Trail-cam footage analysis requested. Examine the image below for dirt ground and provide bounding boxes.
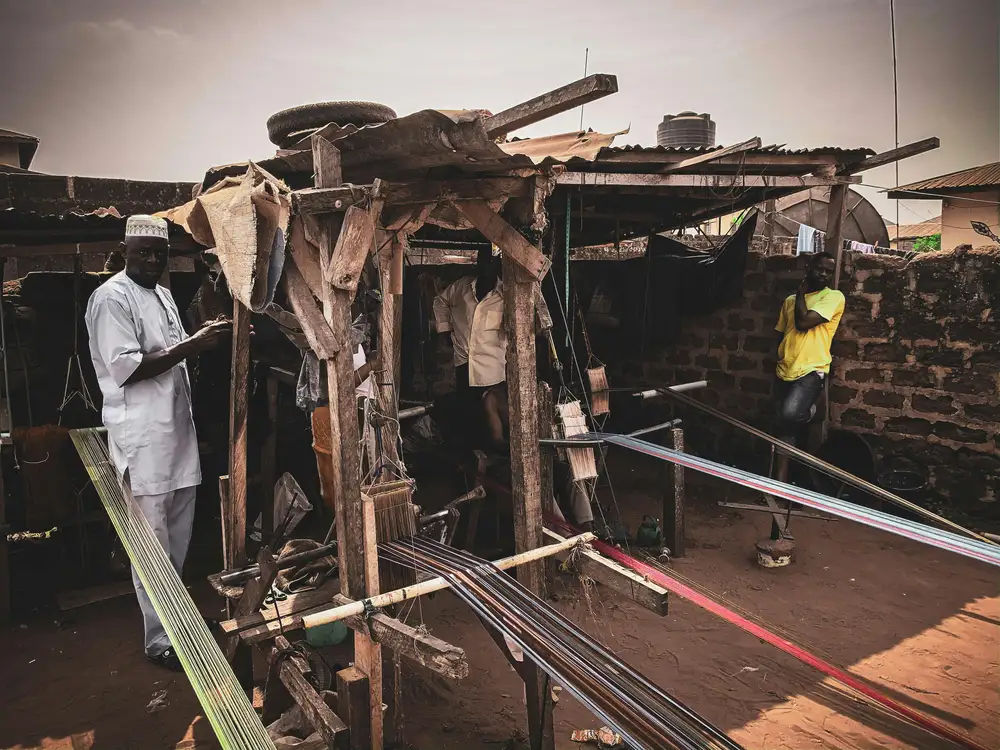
[2,452,998,750]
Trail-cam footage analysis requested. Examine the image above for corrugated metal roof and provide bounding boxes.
[597,143,875,156]
[887,216,941,241]
[891,161,1000,194]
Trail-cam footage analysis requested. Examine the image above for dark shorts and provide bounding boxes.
[774,371,824,434]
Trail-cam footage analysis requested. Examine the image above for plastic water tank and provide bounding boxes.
[657,112,716,149]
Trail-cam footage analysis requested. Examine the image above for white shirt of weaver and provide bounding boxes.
[85,272,201,496]
[432,277,506,387]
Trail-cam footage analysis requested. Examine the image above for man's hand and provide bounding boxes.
[187,319,233,353]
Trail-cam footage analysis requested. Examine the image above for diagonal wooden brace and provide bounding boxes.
[453,200,551,282]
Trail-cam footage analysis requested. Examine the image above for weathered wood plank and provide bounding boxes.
[333,594,468,680]
[287,218,325,299]
[313,133,383,750]
[455,201,551,281]
[663,427,685,558]
[554,172,860,189]
[388,177,531,206]
[827,182,849,289]
[283,261,340,359]
[225,302,251,581]
[224,547,279,662]
[326,179,385,292]
[542,528,669,616]
[376,233,403,466]
[220,583,339,642]
[261,373,279,539]
[292,185,371,215]
[502,251,554,750]
[659,137,762,174]
[336,666,370,750]
[274,635,349,749]
[840,137,940,176]
[484,74,618,138]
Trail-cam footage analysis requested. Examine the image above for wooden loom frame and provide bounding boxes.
[209,78,943,750]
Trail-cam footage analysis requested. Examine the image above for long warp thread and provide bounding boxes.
[70,428,275,750]
[546,515,989,750]
[381,535,744,750]
[596,432,1000,568]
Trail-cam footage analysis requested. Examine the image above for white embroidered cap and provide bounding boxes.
[125,214,169,240]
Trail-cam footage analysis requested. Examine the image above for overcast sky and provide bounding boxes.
[1,0,997,224]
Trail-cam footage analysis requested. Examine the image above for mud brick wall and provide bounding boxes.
[632,245,1000,523]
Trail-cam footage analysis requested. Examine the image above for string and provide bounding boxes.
[70,429,275,750]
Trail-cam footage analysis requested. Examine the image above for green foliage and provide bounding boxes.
[912,233,942,253]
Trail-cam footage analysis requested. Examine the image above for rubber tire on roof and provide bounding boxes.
[266,101,397,147]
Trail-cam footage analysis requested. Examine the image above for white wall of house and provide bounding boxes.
[942,189,1000,249]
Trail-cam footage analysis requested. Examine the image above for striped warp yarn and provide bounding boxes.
[596,433,1000,568]
[70,428,275,750]
[381,535,745,750]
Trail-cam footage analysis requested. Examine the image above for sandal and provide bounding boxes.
[147,647,183,672]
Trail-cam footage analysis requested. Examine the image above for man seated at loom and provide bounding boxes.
[85,215,232,671]
[772,251,845,480]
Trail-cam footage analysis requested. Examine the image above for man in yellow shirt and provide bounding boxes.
[773,252,844,457]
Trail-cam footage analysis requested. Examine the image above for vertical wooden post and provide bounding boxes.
[661,427,685,557]
[313,134,383,750]
[502,253,554,750]
[260,372,279,541]
[225,301,251,578]
[376,232,403,469]
[827,183,849,288]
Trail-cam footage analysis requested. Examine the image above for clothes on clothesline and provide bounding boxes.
[840,238,917,261]
[796,223,825,255]
[849,240,875,255]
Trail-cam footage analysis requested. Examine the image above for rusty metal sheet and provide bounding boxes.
[891,161,1000,194]
[499,129,623,164]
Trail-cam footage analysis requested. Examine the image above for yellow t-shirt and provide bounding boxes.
[775,288,845,381]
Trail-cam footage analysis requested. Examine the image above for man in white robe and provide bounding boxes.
[85,215,231,671]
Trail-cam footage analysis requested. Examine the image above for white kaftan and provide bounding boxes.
[85,272,201,495]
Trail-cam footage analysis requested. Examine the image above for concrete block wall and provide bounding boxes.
[633,245,999,522]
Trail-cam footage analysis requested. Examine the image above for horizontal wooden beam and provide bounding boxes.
[838,137,940,176]
[292,184,374,215]
[598,151,842,171]
[332,594,469,680]
[554,172,860,190]
[388,177,531,206]
[453,200,551,281]
[659,137,762,174]
[485,74,619,138]
[542,528,669,616]
[295,178,534,215]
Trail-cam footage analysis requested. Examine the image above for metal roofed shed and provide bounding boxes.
[0,128,40,171]
[888,161,1000,197]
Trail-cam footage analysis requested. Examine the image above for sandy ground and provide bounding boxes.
[1,453,998,750]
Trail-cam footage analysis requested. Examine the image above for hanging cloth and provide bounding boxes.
[796,224,821,255]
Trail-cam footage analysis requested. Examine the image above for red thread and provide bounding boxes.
[546,515,987,750]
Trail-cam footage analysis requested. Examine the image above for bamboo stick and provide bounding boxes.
[302,533,595,629]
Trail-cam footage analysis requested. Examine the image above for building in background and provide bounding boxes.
[888,216,942,252]
[0,128,39,172]
[889,162,1000,250]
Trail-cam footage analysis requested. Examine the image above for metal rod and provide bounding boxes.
[717,502,838,521]
[635,380,708,399]
[659,389,996,546]
[398,403,432,420]
[219,543,337,586]
[540,419,683,447]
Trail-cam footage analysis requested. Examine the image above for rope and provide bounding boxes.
[70,428,275,750]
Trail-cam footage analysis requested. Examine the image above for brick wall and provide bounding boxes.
[632,245,1000,523]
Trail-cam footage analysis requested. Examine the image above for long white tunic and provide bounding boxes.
[85,272,201,496]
